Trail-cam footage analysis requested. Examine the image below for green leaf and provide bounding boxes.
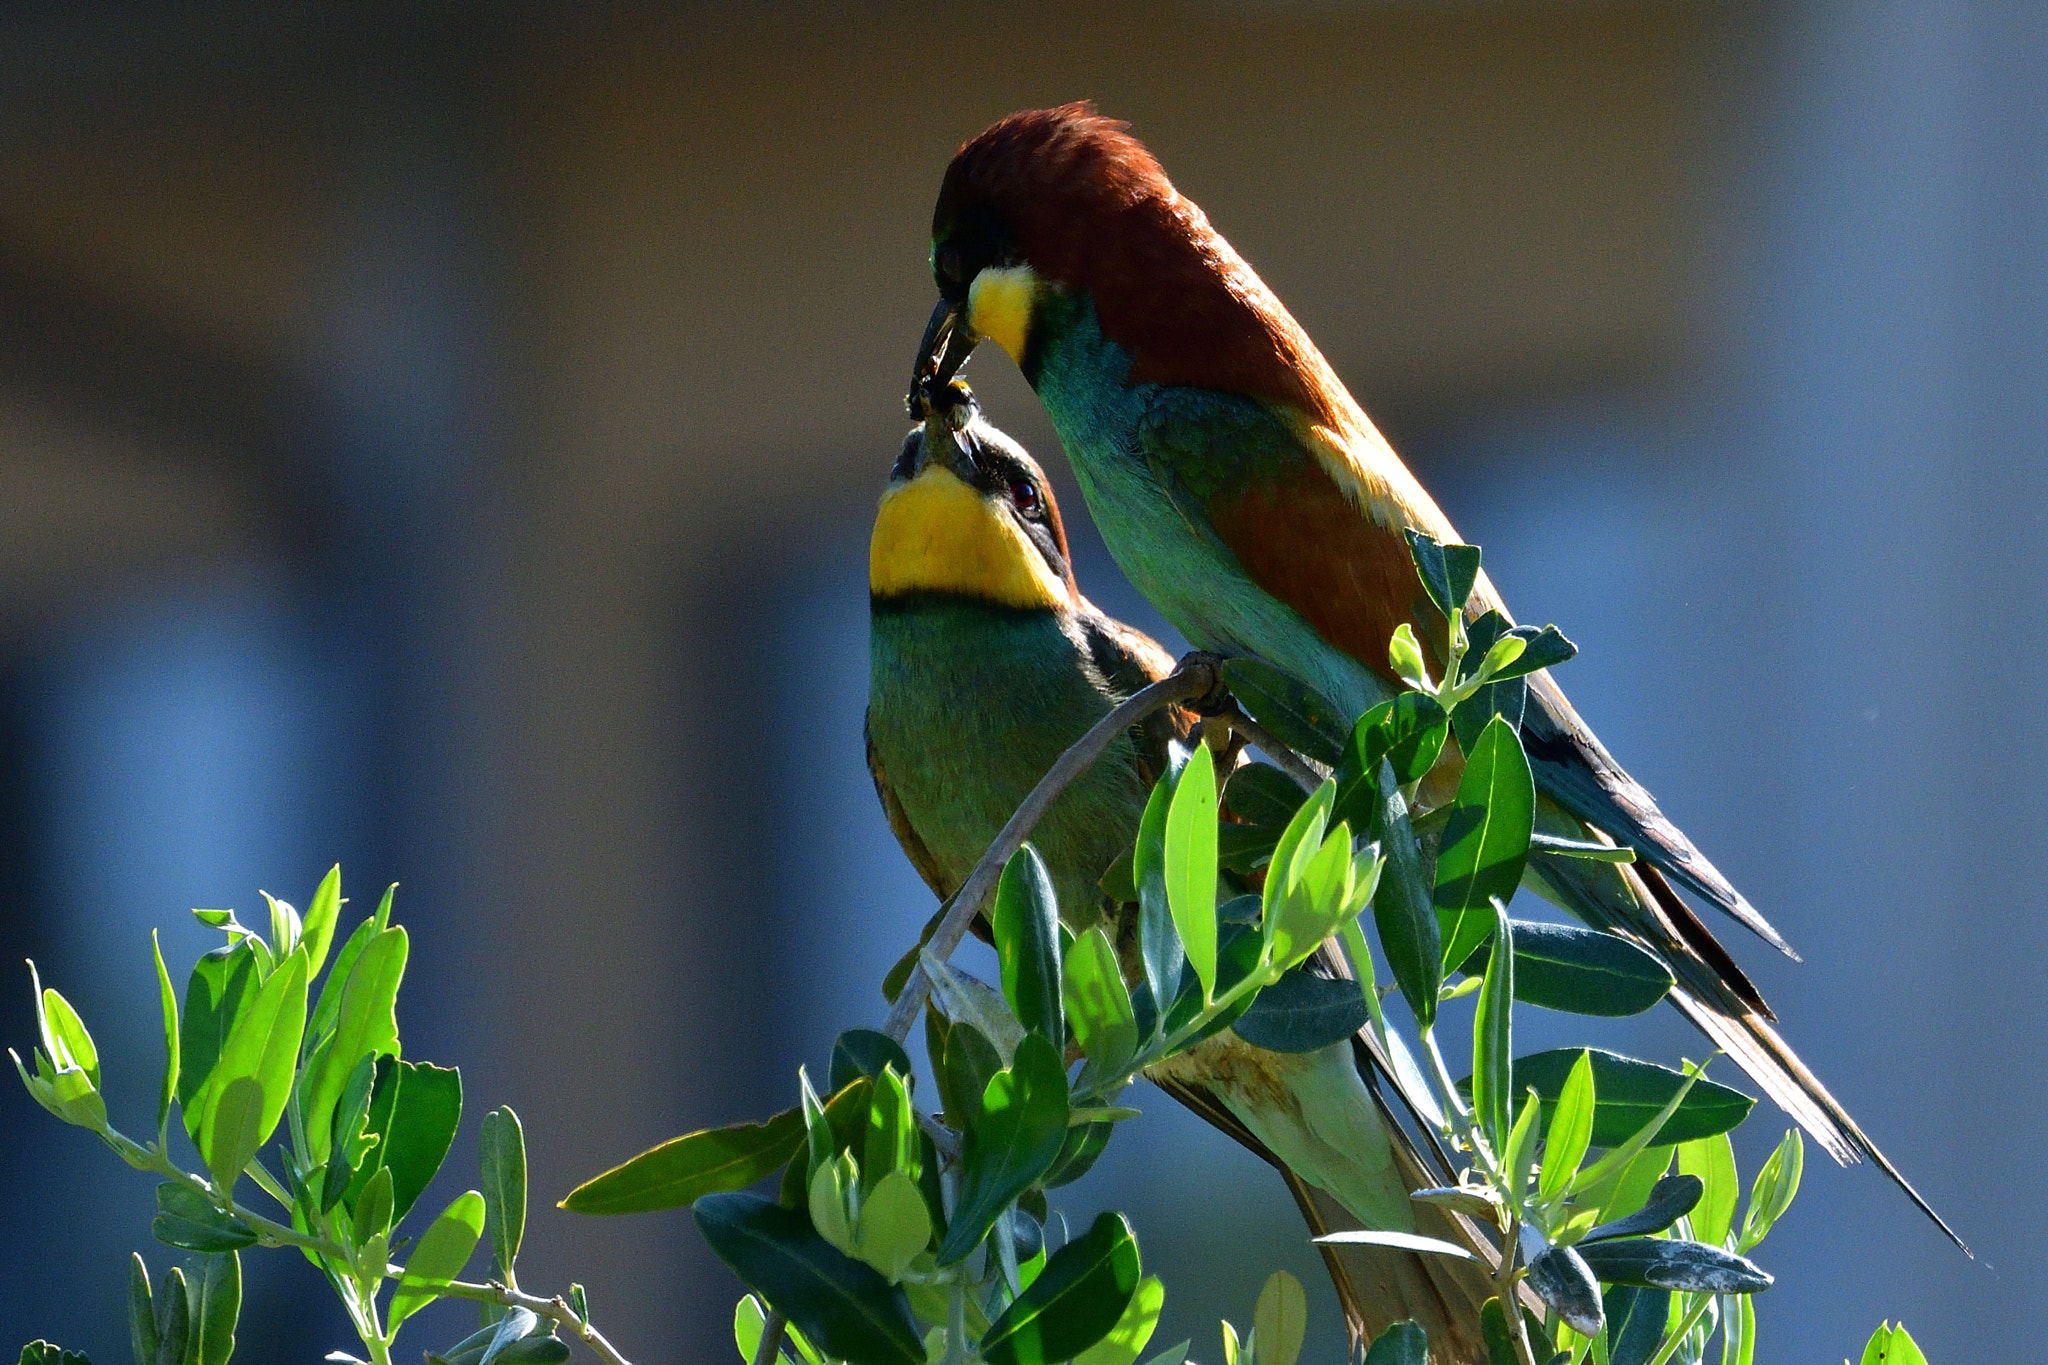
[1367,762,1441,1027]
[151,1182,256,1253]
[1164,744,1220,999]
[1387,624,1432,690]
[937,1033,1070,1265]
[563,1107,803,1214]
[982,1211,1143,1365]
[1721,1292,1756,1365]
[1230,967,1370,1053]
[149,932,180,1142]
[1471,898,1515,1151]
[1402,529,1456,620]
[1503,1087,1542,1204]
[994,845,1066,1045]
[1738,1130,1803,1252]
[204,1077,266,1197]
[128,1254,158,1365]
[201,947,308,1180]
[190,1252,240,1365]
[15,1345,90,1365]
[1573,1238,1771,1294]
[1677,1132,1739,1248]
[1064,926,1140,1083]
[357,1165,396,1240]
[853,1170,932,1281]
[1539,1049,1596,1206]
[301,864,343,980]
[1043,1120,1114,1189]
[481,1106,527,1280]
[1485,625,1577,682]
[383,1061,463,1223]
[36,982,99,1093]
[1594,1145,1673,1226]
[1073,1275,1163,1365]
[341,1056,401,1212]
[1602,1285,1668,1365]
[1434,716,1534,969]
[1134,766,1179,1015]
[1362,1321,1429,1365]
[1218,657,1348,766]
[302,925,407,1167]
[1580,1174,1703,1244]
[1252,1270,1307,1365]
[1457,922,1672,1017]
[1501,1050,1755,1148]
[390,1190,486,1327]
[696,1192,924,1365]
[1859,1322,1929,1365]
[829,1029,914,1093]
[1339,694,1450,804]
[864,1066,919,1190]
[1224,763,1309,828]
[308,913,376,1047]
[153,1266,188,1365]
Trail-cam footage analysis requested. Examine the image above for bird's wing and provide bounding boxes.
[1074,603,1198,787]
[866,708,955,901]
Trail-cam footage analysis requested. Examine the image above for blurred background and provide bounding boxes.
[0,2,2037,1360]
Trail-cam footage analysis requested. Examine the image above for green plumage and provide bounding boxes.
[866,592,1164,923]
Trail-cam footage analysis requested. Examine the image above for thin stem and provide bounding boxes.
[880,661,1219,1044]
[1494,1215,1539,1365]
[748,1316,788,1365]
[242,1157,294,1211]
[1641,1292,1717,1365]
[439,1281,634,1365]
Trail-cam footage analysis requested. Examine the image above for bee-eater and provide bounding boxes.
[866,401,1498,1359]
[907,103,1954,1242]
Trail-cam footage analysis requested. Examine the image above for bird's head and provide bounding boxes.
[909,103,1337,425]
[870,396,1078,613]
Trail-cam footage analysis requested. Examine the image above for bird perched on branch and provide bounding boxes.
[906,103,1958,1246]
[865,394,1500,1360]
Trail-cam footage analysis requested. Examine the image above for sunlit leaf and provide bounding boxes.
[1163,745,1219,999]
[1251,1271,1307,1365]
[1471,898,1515,1151]
[981,1212,1142,1365]
[1435,717,1534,971]
[937,1035,1070,1265]
[1678,1132,1739,1249]
[390,1190,486,1327]
[481,1106,527,1279]
[562,1108,804,1215]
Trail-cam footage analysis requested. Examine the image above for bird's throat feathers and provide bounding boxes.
[870,466,1071,611]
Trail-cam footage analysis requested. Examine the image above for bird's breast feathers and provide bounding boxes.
[870,464,1068,611]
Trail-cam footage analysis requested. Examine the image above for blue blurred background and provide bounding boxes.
[0,3,2036,1361]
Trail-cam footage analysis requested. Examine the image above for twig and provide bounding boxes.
[749,1316,789,1365]
[1218,703,1325,793]
[878,660,1221,1044]
[440,1280,632,1365]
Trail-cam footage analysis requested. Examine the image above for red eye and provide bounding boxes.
[1009,479,1042,517]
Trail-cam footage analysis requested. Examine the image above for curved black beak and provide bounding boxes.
[907,298,978,417]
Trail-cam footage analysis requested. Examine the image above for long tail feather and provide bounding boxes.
[1528,847,1970,1253]
[1521,672,1799,959]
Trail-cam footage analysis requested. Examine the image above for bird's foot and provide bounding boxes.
[1174,650,1235,715]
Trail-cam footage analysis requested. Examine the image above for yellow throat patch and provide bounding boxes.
[968,264,1039,366]
[870,465,1067,611]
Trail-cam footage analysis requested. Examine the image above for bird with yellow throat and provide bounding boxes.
[865,390,1502,1360]
[906,104,1957,1246]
